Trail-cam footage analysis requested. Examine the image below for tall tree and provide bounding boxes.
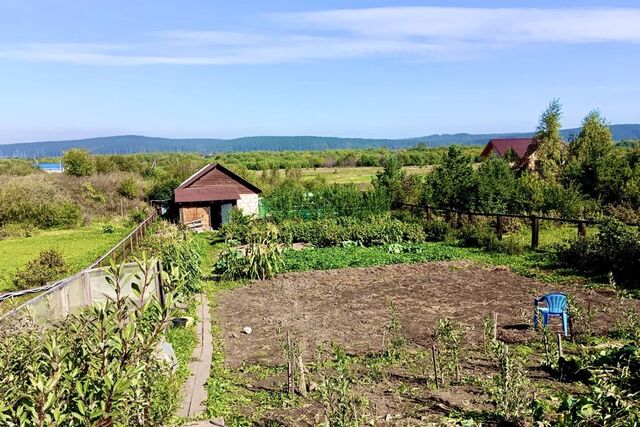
[533,99,566,181]
[566,110,614,198]
[373,155,406,204]
[424,145,476,209]
[569,110,613,162]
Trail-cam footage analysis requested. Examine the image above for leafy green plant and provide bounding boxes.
[12,248,68,290]
[118,177,140,199]
[318,344,369,426]
[0,256,184,426]
[435,318,465,384]
[382,302,406,362]
[487,341,533,424]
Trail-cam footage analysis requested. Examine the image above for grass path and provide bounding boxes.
[0,223,130,291]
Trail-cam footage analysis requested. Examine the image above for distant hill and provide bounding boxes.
[2,124,639,158]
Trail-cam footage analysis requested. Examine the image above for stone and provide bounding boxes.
[242,326,252,334]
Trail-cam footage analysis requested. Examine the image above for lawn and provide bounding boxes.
[0,223,130,291]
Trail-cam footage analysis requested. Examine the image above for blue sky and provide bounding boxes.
[1,0,639,144]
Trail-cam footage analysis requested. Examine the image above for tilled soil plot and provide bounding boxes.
[218,261,622,368]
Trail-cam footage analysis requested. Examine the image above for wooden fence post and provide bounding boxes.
[531,217,540,249]
[426,206,433,222]
[431,344,440,389]
[578,222,587,238]
[467,212,474,224]
[445,210,453,224]
[496,215,504,240]
[287,331,295,397]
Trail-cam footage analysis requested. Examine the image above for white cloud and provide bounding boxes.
[0,7,639,65]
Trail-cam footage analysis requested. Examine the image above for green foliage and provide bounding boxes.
[425,145,476,210]
[0,258,183,426]
[0,159,40,176]
[424,219,453,242]
[278,214,425,247]
[146,177,181,201]
[557,343,640,426]
[214,223,284,280]
[373,155,406,204]
[219,208,253,243]
[263,182,390,220]
[534,99,566,181]
[475,158,524,213]
[556,217,640,286]
[102,224,115,234]
[487,342,533,424]
[318,344,369,426]
[62,148,96,177]
[139,222,203,294]
[12,248,68,290]
[118,177,140,199]
[435,318,465,384]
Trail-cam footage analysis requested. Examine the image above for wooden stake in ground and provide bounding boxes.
[286,331,296,397]
[493,312,498,341]
[297,354,308,397]
[431,344,440,389]
[557,333,563,360]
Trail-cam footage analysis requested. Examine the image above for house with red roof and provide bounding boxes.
[173,163,261,230]
[480,137,538,169]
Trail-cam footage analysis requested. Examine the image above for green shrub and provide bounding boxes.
[220,208,253,243]
[128,207,149,225]
[12,249,68,290]
[102,224,115,234]
[0,258,185,426]
[424,220,452,242]
[556,217,640,286]
[62,147,96,177]
[118,177,140,199]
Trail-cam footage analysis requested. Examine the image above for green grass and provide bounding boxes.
[0,223,130,291]
[258,165,432,186]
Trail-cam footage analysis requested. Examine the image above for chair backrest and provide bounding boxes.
[542,293,567,314]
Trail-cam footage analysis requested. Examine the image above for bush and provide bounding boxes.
[62,148,96,177]
[0,258,185,426]
[118,177,140,199]
[220,208,253,243]
[102,224,115,233]
[13,249,68,290]
[556,217,640,286]
[424,220,452,242]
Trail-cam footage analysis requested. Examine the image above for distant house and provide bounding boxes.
[35,162,64,173]
[480,138,538,169]
[173,163,261,230]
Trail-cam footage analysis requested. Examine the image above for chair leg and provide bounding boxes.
[533,312,538,329]
[563,313,569,337]
[542,312,549,327]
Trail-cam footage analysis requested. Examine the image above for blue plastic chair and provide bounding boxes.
[533,293,570,336]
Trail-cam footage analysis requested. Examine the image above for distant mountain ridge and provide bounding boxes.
[2,124,639,158]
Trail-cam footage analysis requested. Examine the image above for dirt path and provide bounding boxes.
[216,261,623,368]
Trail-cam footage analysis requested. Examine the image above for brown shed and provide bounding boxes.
[174,163,261,230]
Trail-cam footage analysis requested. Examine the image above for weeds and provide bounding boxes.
[435,318,465,384]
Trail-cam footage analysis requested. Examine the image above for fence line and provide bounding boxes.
[0,210,159,304]
[0,260,164,323]
[394,202,639,249]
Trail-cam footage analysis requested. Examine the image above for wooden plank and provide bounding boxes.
[179,294,214,419]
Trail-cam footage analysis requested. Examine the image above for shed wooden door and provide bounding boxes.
[181,206,211,230]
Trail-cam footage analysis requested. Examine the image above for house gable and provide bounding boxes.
[174,164,261,203]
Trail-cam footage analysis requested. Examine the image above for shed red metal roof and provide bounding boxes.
[480,138,536,158]
[174,186,241,203]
